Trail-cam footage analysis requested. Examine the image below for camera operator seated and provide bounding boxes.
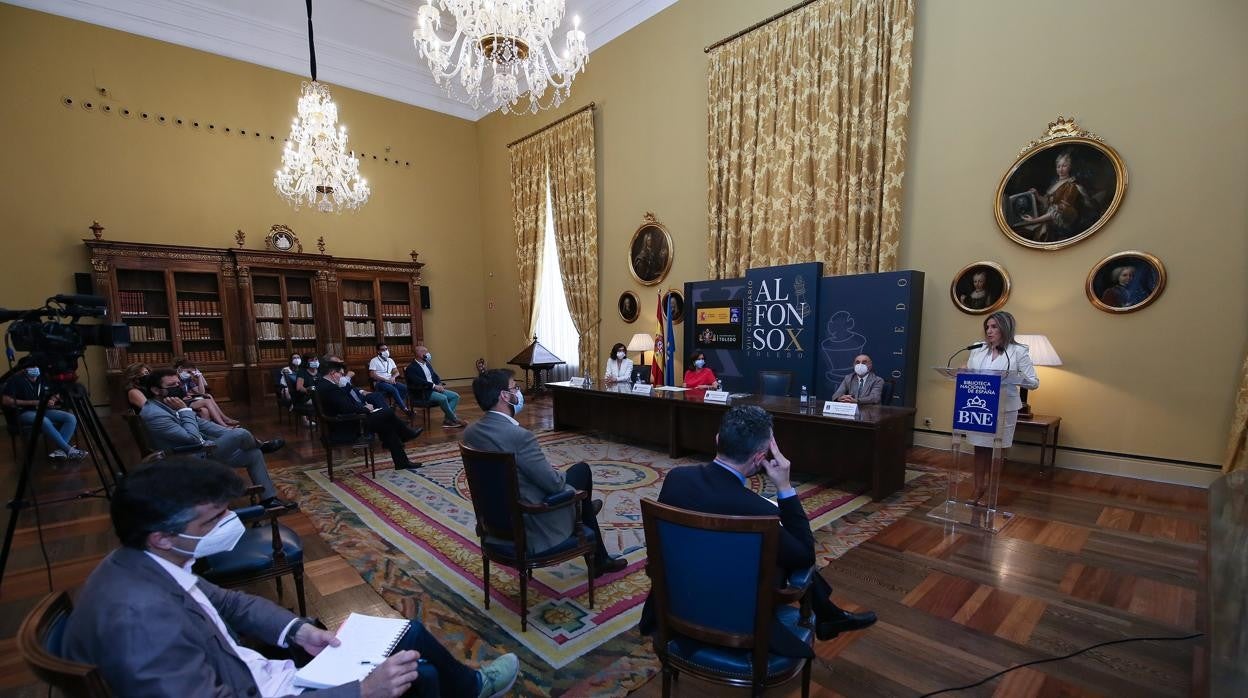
[174,358,240,428]
[2,365,88,460]
[141,369,293,509]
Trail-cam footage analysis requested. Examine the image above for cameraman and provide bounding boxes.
[2,365,87,460]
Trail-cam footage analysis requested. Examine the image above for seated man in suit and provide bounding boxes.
[318,357,424,471]
[641,405,876,656]
[831,354,884,405]
[62,457,520,698]
[142,369,291,509]
[462,369,626,576]
[406,345,466,428]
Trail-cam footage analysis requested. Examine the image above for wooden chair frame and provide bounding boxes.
[16,591,113,697]
[459,444,597,631]
[311,389,376,483]
[642,498,812,698]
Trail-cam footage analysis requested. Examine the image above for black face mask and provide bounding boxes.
[163,385,187,399]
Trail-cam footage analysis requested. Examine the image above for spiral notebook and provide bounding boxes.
[292,613,410,690]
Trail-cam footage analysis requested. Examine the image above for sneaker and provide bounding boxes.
[476,653,519,698]
[67,447,90,460]
[443,419,465,429]
[48,449,68,460]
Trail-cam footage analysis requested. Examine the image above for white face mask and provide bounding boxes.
[853,363,870,377]
[178,371,191,380]
[380,350,390,359]
[291,358,302,366]
[424,352,432,362]
[616,351,626,360]
[337,375,351,387]
[172,512,245,559]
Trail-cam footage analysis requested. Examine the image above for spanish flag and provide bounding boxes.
[651,293,665,386]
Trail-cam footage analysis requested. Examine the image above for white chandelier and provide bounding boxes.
[274,1,370,213]
[413,0,589,115]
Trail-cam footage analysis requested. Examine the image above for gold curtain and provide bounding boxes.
[706,0,914,279]
[547,110,601,381]
[508,137,547,340]
[1225,352,1248,473]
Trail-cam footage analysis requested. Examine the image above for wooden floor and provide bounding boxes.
[0,394,1208,697]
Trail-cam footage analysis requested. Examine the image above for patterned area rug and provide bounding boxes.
[276,431,942,695]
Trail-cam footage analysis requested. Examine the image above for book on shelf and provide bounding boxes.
[342,300,373,317]
[254,302,284,319]
[286,300,314,318]
[381,303,411,317]
[119,290,148,315]
[177,299,221,317]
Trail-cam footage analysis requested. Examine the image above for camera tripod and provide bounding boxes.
[0,364,126,593]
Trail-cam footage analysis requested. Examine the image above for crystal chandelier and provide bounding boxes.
[413,0,589,115]
[274,0,370,213]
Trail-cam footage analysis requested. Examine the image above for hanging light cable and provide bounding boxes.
[274,0,370,213]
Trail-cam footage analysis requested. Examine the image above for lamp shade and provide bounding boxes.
[1016,334,1061,366]
[627,333,655,352]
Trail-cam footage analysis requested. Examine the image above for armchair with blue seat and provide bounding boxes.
[641,498,814,698]
[459,444,597,631]
[17,591,113,697]
[757,370,794,398]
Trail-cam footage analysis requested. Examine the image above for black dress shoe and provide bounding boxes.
[260,496,297,510]
[395,460,423,471]
[400,426,424,442]
[816,610,877,641]
[591,499,604,516]
[258,438,286,454]
[592,556,627,578]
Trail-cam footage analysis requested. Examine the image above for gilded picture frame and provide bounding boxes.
[628,212,673,286]
[1086,250,1166,314]
[951,261,1010,315]
[663,289,685,325]
[995,117,1127,251]
[618,290,640,323]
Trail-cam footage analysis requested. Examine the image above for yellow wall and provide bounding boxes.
[474,0,1248,467]
[0,4,487,397]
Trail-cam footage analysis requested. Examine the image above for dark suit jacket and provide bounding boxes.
[640,463,815,658]
[62,547,359,697]
[316,377,372,442]
[404,360,441,397]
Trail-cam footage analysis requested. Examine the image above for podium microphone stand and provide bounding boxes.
[928,367,1024,533]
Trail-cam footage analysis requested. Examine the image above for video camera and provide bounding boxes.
[1,294,130,375]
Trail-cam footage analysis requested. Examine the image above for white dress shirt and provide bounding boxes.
[604,357,634,383]
[145,552,302,697]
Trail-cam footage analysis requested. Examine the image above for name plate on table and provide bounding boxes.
[631,383,654,395]
[822,401,859,418]
[568,377,586,388]
[703,390,730,403]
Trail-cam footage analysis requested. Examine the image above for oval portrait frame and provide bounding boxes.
[628,212,674,286]
[618,290,640,323]
[950,261,1011,315]
[663,289,685,325]
[994,117,1127,251]
[1086,250,1166,314]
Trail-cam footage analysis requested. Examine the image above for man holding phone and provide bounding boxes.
[640,405,876,656]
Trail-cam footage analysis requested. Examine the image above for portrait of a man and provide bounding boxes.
[1087,251,1166,314]
[618,291,639,323]
[629,216,673,285]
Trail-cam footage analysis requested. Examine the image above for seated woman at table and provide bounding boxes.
[683,351,720,390]
[604,342,634,385]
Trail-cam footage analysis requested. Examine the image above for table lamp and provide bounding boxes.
[1015,334,1061,417]
[627,333,654,366]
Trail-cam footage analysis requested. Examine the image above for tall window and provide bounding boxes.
[532,175,580,378]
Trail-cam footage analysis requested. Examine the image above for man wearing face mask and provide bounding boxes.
[141,369,291,508]
[369,343,411,415]
[405,345,465,428]
[62,458,521,698]
[463,369,627,576]
[319,357,424,471]
[1,364,87,459]
[831,354,884,405]
[639,406,877,656]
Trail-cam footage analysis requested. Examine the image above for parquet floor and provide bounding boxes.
[0,394,1208,697]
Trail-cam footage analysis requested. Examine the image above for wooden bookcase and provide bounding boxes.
[86,238,425,407]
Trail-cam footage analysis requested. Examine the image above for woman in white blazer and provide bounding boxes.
[603,342,634,385]
[964,311,1038,504]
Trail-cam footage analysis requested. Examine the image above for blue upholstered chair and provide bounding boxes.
[641,498,814,698]
[17,591,113,697]
[757,370,794,397]
[194,499,307,617]
[459,444,597,631]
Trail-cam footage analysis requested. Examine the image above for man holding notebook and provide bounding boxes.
[62,458,519,697]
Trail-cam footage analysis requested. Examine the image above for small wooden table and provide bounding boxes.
[1014,413,1061,471]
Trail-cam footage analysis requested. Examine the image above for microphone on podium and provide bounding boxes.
[946,342,985,368]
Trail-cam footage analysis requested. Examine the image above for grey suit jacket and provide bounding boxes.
[462,411,576,554]
[140,399,232,451]
[62,547,360,697]
[830,372,884,404]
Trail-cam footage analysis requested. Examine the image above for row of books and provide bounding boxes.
[259,346,290,361]
[127,325,169,342]
[177,299,222,317]
[254,302,314,319]
[381,303,411,317]
[345,321,376,338]
[126,351,173,365]
[256,322,317,340]
[118,291,157,315]
[287,301,314,318]
[181,350,226,364]
[342,300,374,317]
[179,320,219,340]
[382,321,412,337]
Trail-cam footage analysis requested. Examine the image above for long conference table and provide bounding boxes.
[548,382,916,500]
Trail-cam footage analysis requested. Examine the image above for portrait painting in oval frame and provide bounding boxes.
[1086,250,1166,314]
[995,117,1127,251]
[950,261,1011,315]
[618,290,640,323]
[628,212,673,286]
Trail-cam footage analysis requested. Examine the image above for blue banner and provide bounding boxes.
[683,279,748,391]
[741,262,823,395]
[953,372,1002,434]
